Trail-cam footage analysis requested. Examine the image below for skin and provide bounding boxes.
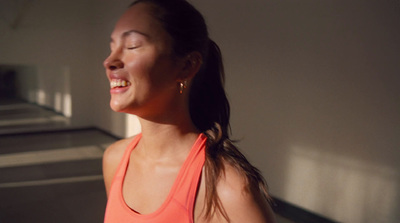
[102,3,276,223]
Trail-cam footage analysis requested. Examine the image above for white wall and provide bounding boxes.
[0,0,94,124]
[191,1,400,222]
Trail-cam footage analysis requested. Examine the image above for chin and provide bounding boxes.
[110,100,126,112]
[110,100,138,115]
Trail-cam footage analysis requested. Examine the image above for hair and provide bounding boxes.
[130,0,271,221]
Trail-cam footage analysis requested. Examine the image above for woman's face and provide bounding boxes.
[104,3,183,118]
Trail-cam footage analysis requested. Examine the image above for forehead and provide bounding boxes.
[111,3,167,41]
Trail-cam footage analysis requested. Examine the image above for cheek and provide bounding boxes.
[123,51,177,93]
[123,55,152,88]
[149,55,179,85]
[124,51,160,75]
[124,54,148,75]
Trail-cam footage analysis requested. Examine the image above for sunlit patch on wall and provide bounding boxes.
[283,145,398,223]
[54,92,62,112]
[63,93,72,118]
[36,89,46,105]
[61,66,72,118]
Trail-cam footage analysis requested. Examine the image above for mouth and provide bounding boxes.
[110,79,131,89]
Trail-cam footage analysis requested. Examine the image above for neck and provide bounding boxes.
[135,108,200,160]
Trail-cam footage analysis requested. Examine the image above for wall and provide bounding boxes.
[0,0,94,124]
[191,1,399,222]
[14,65,37,103]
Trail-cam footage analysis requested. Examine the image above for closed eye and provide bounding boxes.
[126,46,139,50]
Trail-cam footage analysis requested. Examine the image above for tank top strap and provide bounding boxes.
[171,133,207,212]
[110,134,142,189]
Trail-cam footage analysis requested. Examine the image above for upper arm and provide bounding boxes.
[216,164,276,223]
[102,138,131,197]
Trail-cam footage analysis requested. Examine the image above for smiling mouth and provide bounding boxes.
[110,79,131,89]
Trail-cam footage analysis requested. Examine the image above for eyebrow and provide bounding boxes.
[122,29,149,38]
[110,29,150,43]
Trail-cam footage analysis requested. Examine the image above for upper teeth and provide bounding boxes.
[110,79,130,88]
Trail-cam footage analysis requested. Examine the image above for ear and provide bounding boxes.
[177,51,203,81]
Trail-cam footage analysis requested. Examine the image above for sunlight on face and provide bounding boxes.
[104,3,182,118]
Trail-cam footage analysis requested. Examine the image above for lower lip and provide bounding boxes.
[110,86,130,94]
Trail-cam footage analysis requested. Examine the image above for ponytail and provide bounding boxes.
[189,40,229,136]
[190,40,272,221]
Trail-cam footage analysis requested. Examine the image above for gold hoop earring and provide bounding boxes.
[179,81,187,94]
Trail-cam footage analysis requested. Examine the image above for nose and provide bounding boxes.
[103,53,124,70]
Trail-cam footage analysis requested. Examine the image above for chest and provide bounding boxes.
[112,137,208,221]
[122,157,181,215]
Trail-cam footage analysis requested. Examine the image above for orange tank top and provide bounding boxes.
[104,133,206,223]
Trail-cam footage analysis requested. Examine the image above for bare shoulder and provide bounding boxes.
[216,161,276,223]
[103,137,133,163]
[102,136,136,197]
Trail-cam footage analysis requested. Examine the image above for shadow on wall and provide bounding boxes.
[0,65,37,102]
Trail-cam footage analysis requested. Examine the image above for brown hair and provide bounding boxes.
[130,0,271,221]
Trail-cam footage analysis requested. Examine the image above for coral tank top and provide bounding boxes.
[104,133,206,223]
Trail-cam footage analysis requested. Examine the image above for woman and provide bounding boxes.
[102,0,276,222]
